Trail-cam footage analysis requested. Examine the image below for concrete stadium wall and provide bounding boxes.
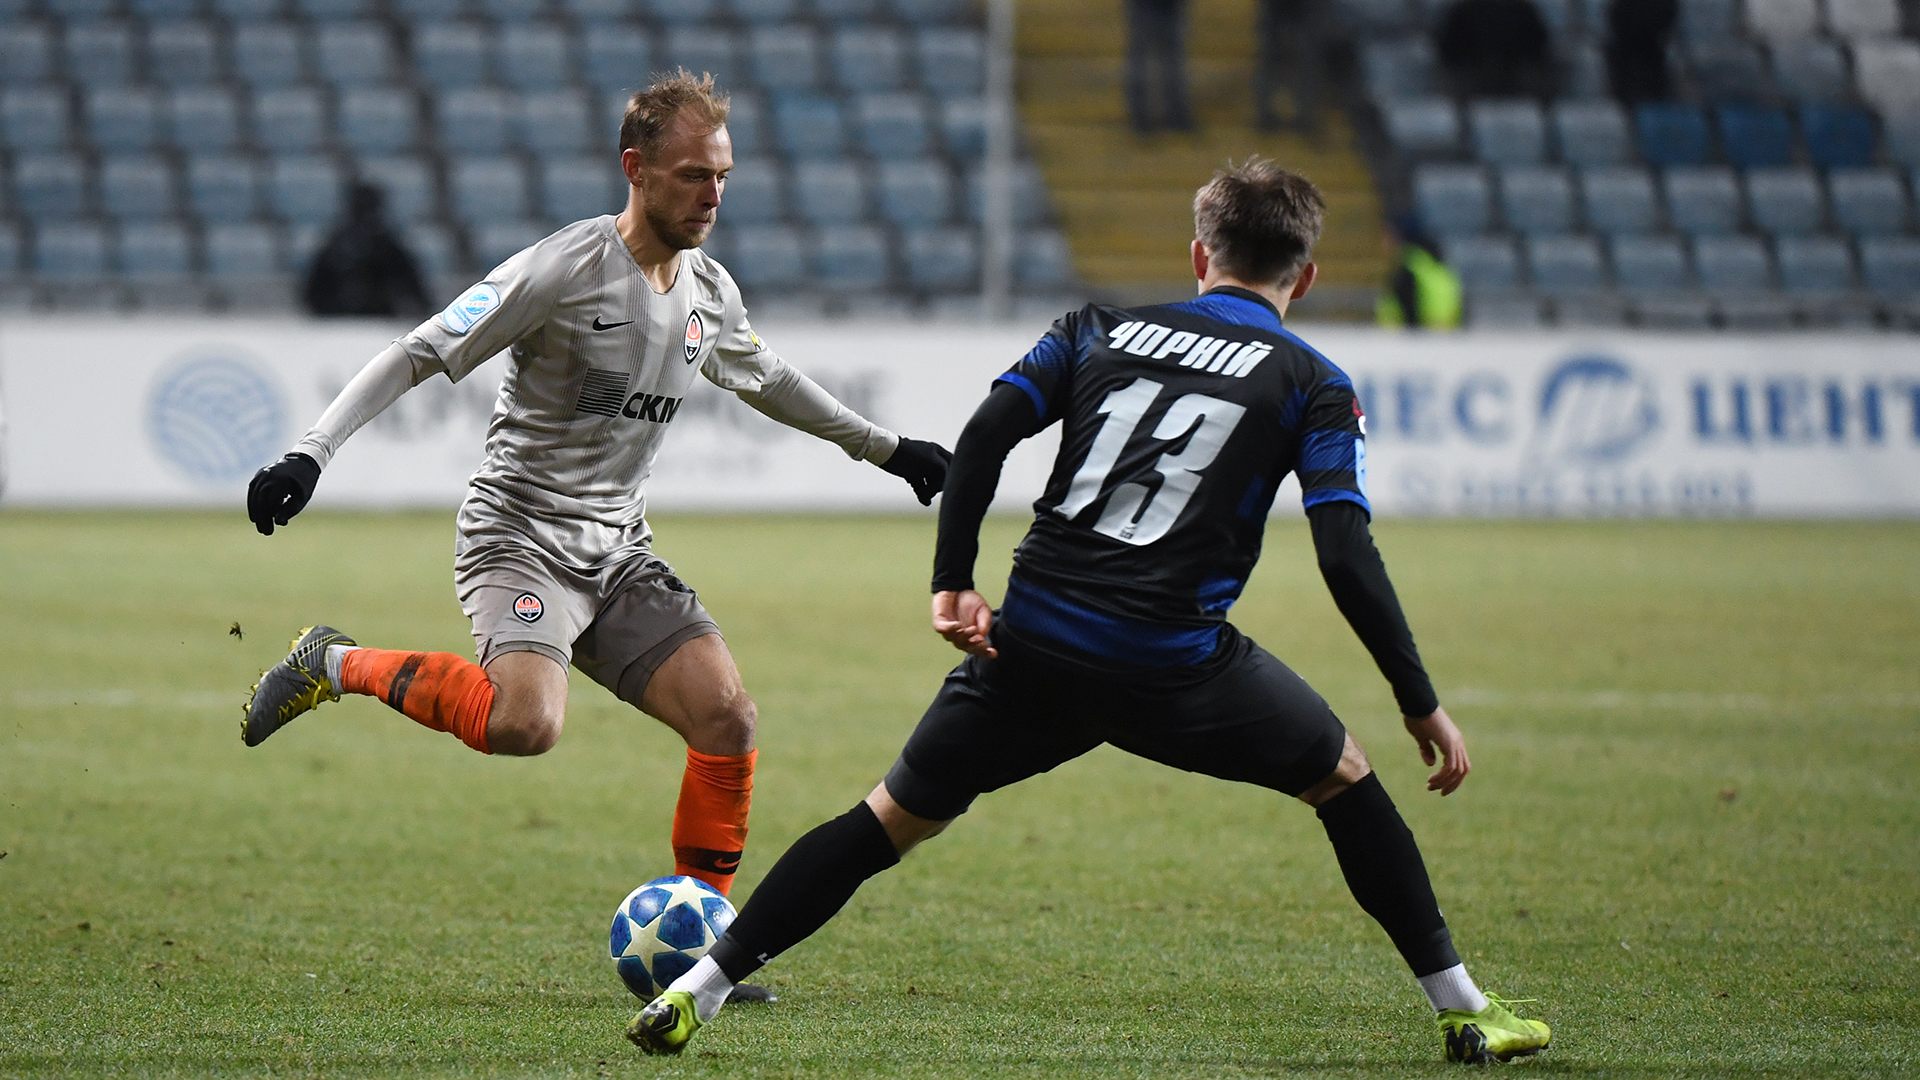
[2,314,1917,517]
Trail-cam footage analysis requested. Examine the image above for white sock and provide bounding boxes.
[324,644,359,690]
[1418,964,1488,1013]
[672,955,735,1023]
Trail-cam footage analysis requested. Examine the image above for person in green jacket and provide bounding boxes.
[1376,215,1462,330]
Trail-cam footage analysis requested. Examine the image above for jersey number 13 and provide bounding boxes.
[1055,377,1247,546]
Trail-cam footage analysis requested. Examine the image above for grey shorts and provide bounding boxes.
[454,541,720,709]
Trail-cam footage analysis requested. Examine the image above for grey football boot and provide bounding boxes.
[242,625,356,746]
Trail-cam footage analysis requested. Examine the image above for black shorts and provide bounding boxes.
[882,625,1348,820]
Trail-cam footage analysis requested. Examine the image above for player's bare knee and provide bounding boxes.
[1297,733,1372,807]
[683,692,755,756]
[487,700,564,756]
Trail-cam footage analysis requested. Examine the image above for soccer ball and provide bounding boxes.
[609,875,736,1000]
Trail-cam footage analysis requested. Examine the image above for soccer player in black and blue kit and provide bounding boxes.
[629,160,1552,1065]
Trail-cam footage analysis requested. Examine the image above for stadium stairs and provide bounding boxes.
[1016,0,1388,317]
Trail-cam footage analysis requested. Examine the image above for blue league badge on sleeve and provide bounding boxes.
[440,283,501,335]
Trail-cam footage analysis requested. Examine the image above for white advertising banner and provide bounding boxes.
[1,316,1916,517]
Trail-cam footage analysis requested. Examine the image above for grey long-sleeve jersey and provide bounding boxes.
[291,215,899,568]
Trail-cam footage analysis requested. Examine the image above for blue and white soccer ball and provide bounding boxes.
[609,875,736,1000]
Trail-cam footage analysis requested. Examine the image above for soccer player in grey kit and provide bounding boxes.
[240,75,951,987]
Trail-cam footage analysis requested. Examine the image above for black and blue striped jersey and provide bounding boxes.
[991,286,1369,670]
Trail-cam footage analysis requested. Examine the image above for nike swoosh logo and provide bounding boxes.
[592,316,634,331]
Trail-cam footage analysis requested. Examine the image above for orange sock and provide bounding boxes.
[672,748,755,895]
[339,648,495,754]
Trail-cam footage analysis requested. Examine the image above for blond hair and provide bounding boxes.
[619,69,731,161]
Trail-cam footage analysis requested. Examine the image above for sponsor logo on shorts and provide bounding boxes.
[512,593,543,623]
[684,312,703,363]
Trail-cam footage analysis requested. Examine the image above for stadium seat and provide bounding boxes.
[1018,228,1074,287]
[130,0,209,16]
[814,0,883,20]
[100,155,179,221]
[895,0,972,22]
[1382,98,1460,159]
[1469,101,1546,165]
[474,0,546,21]
[853,94,933,159]
[1770,40,1850,103]
[772,93,846,158]
[1526,234,1606,292]
[792,160,869,225]
[1441,235,1519,288]
[249,88,326,153]
[1663,166,1742,235]
[146,21,220,86]
[748,26,820,91]
[876,159,953,226]
[436,89,511,154]
[715,158,783,223]
[1851,42,1920,117]
[580,26,653,93]
[1857,236,1920,292]
[903,226,977,291]
[1343,0,1420,35]
[413,25,490,89]
[812,224,889,288]
[0,222,25,279]
[725,91,768,155]
[520,89,593,155]
[964,161,1048,225]
[166,87,241,152]
[449,157,531,225]
[1744,167,1824,236]
[1498,166,1575,233]
[117,221,194,279]
[232,24,306,88]
[1360,37,1437,102]
[338,88,420,156]
[1714,104,1792,168]
[35,222,110,279]
[1743,0,1818,39]
[1693,235,1773,290]
[1774,235,1854,291]
[733,0,801,21]
[1561,40,1610,100]
[915,28,984,96]
[1580,166,1660,234]
[0,26,55,86]
[1550,100,1630,167]
[13,153,90,220]
[1413,164,1491,236]
[186,155,261,222]
[1825,0,1900,37]
[727,225,806,289]
[1678,0,1739,43]
[939,97,986,157]
[394,0,470,14]
[1799,105,1875,169]
[2,88,71,151]
[1828,168,1909,235]
[210,0,285,18]
[1609,233,1690,289]
[402,223,457,279]
[267,155,344,225]
[356,155,436,223]
[831,27,907,91]
[500,25,571,90]
[204,222,283,276]
[664,28,740,88]
[1888,114,1920,169]
[313,23,395,86]
[294,0,371,17]
[1468,292,1544,327]
[64,23,137,87]
[538,156,620,222]
[85,87,162,152]
[642,0,721,21]
[471,220,546,269]
[1635,103,1710,166]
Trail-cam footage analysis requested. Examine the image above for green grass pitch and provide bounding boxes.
[1,510,1916,1078]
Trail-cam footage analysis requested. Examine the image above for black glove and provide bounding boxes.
[247,452,322,536]
[877,437,952,506]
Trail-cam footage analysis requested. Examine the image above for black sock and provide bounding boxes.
[706,800,901,983]
[1315,772,1462,977]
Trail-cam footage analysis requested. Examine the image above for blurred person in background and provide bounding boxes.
[1434,0,1553,98]
[1604,0,1677,105]
[1376,215,1462,330]
[303,183,429,319]
[1127,0,1197,132]
[1254,0,1327,135]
